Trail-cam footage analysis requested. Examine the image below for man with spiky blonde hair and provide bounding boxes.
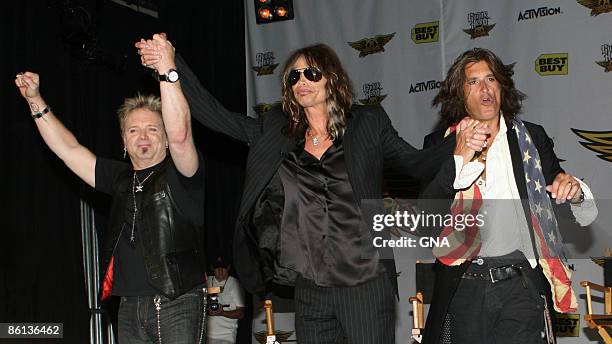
[15,35,207,344]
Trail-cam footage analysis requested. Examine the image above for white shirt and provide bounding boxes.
[206,276,245,342]
[452,119,598,267]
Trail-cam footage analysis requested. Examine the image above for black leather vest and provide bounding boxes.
[102,160,205,299]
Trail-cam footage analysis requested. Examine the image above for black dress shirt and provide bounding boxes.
[262,138,383,287]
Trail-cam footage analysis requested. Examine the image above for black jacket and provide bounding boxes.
[177,55,456,295]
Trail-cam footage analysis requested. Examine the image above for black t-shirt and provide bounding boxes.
[95,153,205,296]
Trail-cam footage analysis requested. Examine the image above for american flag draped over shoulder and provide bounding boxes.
[514,119,577,313]
[432,126,482,266]
[433,120,577,312]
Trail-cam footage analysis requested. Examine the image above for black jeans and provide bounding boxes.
[118,287,206,344]
[294,273,395,344]
[443,252,551,344]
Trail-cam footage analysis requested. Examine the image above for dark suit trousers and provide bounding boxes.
[442,252,549,344]
[294,273,395,344]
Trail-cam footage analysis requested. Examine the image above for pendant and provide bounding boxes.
[312,136,319,146]
[135,185,144,192]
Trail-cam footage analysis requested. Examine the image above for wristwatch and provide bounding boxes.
[158,69,180,83]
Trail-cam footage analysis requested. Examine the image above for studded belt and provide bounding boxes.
[461,264,523,283]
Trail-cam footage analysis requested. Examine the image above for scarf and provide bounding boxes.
[433,119,577,312]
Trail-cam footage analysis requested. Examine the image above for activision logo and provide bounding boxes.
[518,6,562,21]
[409,80,441,94]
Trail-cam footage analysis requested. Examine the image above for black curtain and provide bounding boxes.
[1,0,247,342]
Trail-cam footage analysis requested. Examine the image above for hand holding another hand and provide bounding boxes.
[135,33,176,73]
[454,117,491,164]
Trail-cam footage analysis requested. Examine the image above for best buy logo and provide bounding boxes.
[535,53,568,76]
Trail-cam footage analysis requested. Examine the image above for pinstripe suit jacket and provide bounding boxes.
[177,55,456,294]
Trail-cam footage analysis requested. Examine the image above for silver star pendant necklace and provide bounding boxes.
[130,170,155,242]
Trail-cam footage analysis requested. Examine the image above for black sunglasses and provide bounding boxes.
[288,67,323,86]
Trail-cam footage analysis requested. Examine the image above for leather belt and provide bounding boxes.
[461,264,523,283]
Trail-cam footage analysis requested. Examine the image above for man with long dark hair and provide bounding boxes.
[137,36,487,343]
[421,48,598,344]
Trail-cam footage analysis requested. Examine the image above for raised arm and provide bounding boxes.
[146,35,199,177]
[15,72,96,187]
[136,35,262,145]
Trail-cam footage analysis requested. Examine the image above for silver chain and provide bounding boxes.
[199,288,207,344]
[129,170,155,242]
[153,295,162,344]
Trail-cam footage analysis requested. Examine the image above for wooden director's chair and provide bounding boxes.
[581,248,612,344]
[409,261,436,343]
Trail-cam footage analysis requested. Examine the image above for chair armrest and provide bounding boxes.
[581,281,606,292]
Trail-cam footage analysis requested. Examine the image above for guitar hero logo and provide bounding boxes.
[359,82,387,105]
[463,11,496,39]
[596,44,612,72]
[251,51,279,76]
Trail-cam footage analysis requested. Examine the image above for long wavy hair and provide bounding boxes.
[281,43,354,140]
[432,48,526,127]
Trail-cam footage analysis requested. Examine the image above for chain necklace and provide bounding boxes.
[307,128,329,146]
[130,170,155,242]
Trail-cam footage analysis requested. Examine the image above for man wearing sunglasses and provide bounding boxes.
[137,35,487,344]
